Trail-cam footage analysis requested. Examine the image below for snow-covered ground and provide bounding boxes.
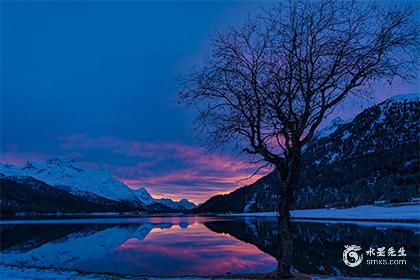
[292,219,419,229]
[0,265,247,280]
[220,204,420,221]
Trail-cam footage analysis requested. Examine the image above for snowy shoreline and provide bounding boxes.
[0,264,398,280]
[218,204,420,222]
[0,264,251,280]
[1,204,419,225]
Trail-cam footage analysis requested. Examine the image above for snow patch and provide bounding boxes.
[243,193,257,213]
[315,117,349,139]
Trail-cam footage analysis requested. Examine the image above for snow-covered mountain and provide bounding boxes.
[0,175,143,214]
[131,187,155,205]
[0,157,143,205]
[132,188,196,210]
[131,187,196,210]
[305,93,419,165]
[157,198,196,210]
[0,157,195,213]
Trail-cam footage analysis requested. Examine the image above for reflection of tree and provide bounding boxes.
[204,219,419,278]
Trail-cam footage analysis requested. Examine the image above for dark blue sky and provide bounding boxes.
[1,1,418,203]
[2,1,265,145]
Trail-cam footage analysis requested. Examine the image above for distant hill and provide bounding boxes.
[192,94,420,213]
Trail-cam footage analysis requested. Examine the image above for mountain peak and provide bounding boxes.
[178,199,196,209]
[132,187,154,204]
[23,161,37,169]
[156,197,196,210]
[46,156,77,166]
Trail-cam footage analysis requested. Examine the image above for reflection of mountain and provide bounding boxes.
[1,223,111,252]
[204,219,419,278]
[0,222,181,253]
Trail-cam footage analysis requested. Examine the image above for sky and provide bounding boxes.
[1,1,418,204]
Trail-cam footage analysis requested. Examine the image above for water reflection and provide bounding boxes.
[111,223,275,276]
[0,216,418,278]
[0,217,276,277]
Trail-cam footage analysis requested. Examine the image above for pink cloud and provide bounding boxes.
[0,144,52,166]
[2,134,270,203]
[58,134,270,203]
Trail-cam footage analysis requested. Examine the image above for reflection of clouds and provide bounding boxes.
[1,217,276,276]
[114,223,276,276]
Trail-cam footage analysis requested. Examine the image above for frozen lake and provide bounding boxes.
[0,216,418,278]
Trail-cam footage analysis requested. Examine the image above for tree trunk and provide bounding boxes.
[275,147,302,279]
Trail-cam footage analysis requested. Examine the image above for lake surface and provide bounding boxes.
[0,216,418,278]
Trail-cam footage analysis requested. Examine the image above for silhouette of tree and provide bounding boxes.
[180,1,418,277]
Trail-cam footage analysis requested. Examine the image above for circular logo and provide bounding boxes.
[343,245,363,267]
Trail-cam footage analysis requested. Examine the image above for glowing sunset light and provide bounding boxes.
[114,222,276,276]
[47,134,271,203]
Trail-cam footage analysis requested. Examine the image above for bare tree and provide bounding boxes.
[180,1,418,278]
